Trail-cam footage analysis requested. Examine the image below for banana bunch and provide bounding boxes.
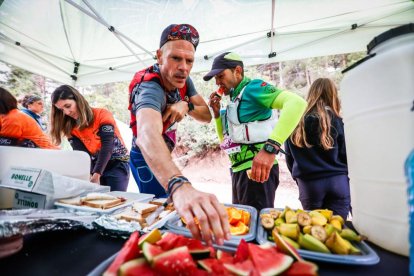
[261,206,364,255]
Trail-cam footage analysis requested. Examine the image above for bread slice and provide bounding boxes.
[82,198,125,209]
[132,202,158,214]
[149,198,167,206]
[81,192,118,202]
[115,208,149,225]
[58,196,82,206]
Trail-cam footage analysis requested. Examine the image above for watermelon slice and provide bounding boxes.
[248,243,294,276]
[216,249,234,264]
[153,246,197,276]
[234,239,249,263]
[282,260,318,276]
[272,230,302,261]
[141,242,163,263]
[198,258,231,275]
[118,258,154,276]
[156,232,187,251]
[223,259,256,276]
[186,238,213,260]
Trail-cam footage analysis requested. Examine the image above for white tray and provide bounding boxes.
[54,192,154,214]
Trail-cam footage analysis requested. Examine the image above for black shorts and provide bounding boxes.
[231,165,279,211]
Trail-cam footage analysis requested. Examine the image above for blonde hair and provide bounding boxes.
[50,85,93,145]
[290,78,341,150]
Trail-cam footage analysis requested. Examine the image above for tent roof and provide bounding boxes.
[0,0,413,86]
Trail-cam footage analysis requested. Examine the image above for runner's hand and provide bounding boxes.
[251,150,276,183]
[90,173,101,184]
[208,92,221,119]
[162,101,188,123]
[172,184,231,245]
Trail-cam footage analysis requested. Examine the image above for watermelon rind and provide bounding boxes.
[142,242,163,263]
[118,258,154,276]
[249,243,294,276]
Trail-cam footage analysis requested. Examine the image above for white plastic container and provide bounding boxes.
[341,24,414,256]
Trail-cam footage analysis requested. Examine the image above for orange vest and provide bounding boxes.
[70,108,126,156]
[0,109,58,149]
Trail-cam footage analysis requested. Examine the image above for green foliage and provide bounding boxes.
[1,52,365,157]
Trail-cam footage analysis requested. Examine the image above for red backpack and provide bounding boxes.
[128,66,187,137]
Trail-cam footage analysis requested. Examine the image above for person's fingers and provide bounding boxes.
[180,209,202,241]
[191,204,213,245]
[210,198,231,241]
[162,109,171,122]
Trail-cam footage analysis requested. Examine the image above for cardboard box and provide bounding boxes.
[0,167,109,209]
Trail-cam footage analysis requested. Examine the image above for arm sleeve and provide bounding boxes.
[92,124,115,175]
[214,117,224,143]
[268,91,307,144]
[335,117,348,165]
[68,136,89,153]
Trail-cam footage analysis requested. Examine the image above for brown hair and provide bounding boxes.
[290,78,341,150]
[0,87,18,114]
[50,85,93,145]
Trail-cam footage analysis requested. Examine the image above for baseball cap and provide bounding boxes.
[203,52,244,81]
[159,24,200,50]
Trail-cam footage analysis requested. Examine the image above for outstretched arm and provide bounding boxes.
[136,107,230,245]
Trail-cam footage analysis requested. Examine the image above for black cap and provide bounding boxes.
[159,24,200,50]
[203,52,244,81]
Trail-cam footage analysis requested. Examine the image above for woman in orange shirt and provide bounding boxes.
[0,87,57,149]
[50,85,130,191]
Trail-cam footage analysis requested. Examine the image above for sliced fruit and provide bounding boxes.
[103,231,141,276]
[309,211,327,226]
[152,246,196,275]
[248,243,294,276]
[281,236,300,250]
[261,216,275,230]
[302,225,312,235]
[278,223,300,240]
[315,209,333,220]
[138,228,162,248]
[230,221,249,236]
[283,260,318,276]
[227,207,243,225]
[142,242,163,263]
[325,232,351,255]
[330,219,342,231]
[234,239,249,263]
[272,228,302,261]
[155,232,186,251]
[241,210,251,225]
[330,215,345,225]
[310,225,327,243]
[118,258,155,276]
[285,210,298,224]
[269,209,281,219]
[340,228,362,242]
[324,223,336,236]
[274,217,285,227]
[223,259,255,276]
[198,258,231,275]
[297,212,311,227]
[298,234,331,254]
[216,250,234,264]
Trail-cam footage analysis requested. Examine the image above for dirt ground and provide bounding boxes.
[179,151,303,209]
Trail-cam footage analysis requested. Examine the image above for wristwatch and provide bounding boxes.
[187,101,195,112]
[263,143,279,154]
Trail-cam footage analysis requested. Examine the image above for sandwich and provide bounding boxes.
[81,192,126,209]
[58,196,82,206]
[132,202,158,215]
[149,198,168,206]
[115,208,149,225]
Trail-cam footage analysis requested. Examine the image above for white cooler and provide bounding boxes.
[341,23,414,256]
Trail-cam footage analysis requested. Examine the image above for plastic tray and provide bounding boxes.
[256,208,380,265]
[164,203,257,249]
[54,192,154,214]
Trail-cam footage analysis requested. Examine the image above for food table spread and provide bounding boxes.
[0,228,409,276]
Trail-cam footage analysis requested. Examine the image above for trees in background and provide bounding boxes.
[0,52,364,157]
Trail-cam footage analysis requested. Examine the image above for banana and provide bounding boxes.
[340,228,362,242]
[330,215,345,226]
[261,216,275,230]
[310,225,327,243]
[285,210,298,224]
[309,210,328,226]
[342,239,362,255]
[279,223,300,240]
[324,223,336,236]
[280,206,293,220]
[298,233,331,254]
[302,225,312,235]
[325,232,351,255]
[269,209,281,219]
[297,212,312,227]
[274,217,285,227]
[330,219,342,231]
[281,235,300,249]
[314,209,333,220]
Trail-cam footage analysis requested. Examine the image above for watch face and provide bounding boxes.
[264,143,276,154]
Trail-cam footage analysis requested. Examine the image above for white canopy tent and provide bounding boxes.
[0,0,413,86]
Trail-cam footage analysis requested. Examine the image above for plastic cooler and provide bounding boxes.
[340,23,414,256]
[164,203,257,252]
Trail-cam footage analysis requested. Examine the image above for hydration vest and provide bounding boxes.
[128,66,188,138]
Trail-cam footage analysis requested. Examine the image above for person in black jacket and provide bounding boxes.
[285,78,350,220]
